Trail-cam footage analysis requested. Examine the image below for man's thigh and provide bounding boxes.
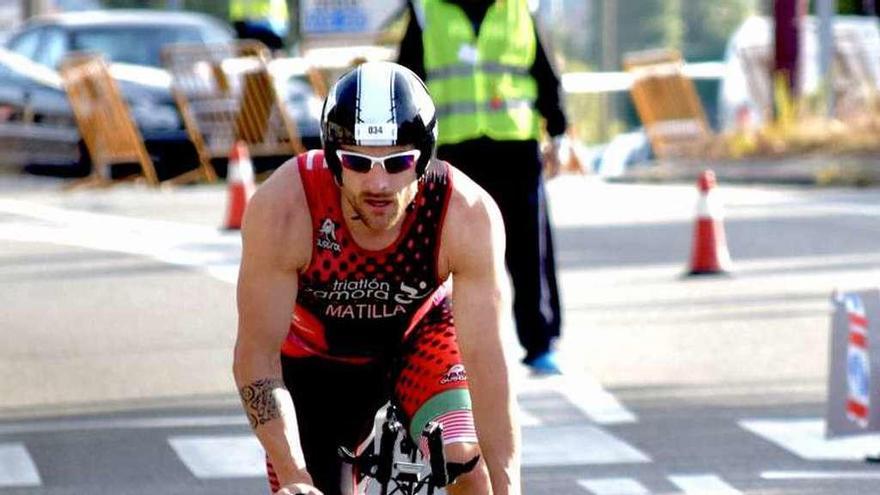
[395,303,477,446]
[280,355,389,494]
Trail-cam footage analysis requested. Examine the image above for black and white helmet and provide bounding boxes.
[321,61,437,181]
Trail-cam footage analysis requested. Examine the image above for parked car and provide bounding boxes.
[0,47,79,172]
[5,9,234,72]
[2,9,322,178]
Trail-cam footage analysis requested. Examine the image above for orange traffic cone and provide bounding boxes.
[687,169,732,275]
[223,141,256,230]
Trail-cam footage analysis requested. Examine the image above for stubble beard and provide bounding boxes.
[346,193,404,231]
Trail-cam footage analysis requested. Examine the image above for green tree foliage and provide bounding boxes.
[614,0,683,62]
[580,0,752,67]
[836,0,865,14]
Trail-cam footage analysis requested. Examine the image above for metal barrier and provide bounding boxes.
[624,48,713,159]
[60,53,159,187]
[162,40,305,178]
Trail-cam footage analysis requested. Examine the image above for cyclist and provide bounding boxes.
[233,62,521,495]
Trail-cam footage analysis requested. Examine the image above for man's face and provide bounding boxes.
[337,144,420,232]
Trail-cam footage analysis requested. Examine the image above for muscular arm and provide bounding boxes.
[446,173,521,495]
[232,162,314,489]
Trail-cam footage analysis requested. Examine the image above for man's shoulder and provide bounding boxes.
[241,155,313,270]
[441,165,505,273]
[256,150,328,199]
[445,165,502,228]
[245,156,312,232]
[447,165,493,208]
[254,157,304,205]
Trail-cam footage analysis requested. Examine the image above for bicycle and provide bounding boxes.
[338,404,480,495]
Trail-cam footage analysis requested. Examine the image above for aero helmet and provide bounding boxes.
[321,61,437,182]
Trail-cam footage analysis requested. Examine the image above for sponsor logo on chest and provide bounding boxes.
[317,218,342,253]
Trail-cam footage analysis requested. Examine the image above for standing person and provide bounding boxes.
[229,0,289,50]
[398,0,567,374]
[233,62,521,495]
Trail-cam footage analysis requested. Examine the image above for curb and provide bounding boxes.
[613,154,880,187]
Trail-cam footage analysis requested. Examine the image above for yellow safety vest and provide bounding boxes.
[230,0,287,21]
[418,0,539,145]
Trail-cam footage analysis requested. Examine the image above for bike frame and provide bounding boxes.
[338,404,478,495]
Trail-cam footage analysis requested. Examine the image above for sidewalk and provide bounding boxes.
[617,152,880,187]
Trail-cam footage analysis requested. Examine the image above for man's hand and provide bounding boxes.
[275,482,323,495]
[542,136,563,179]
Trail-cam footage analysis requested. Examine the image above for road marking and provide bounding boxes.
[762,470,880,480]
[668,474,742,494]
[739,418,880,460]
[522,424,649,466]
[167,421,649,479]
[577,477,649,494]
[557,374,637,425]
[798,202,880,219]
[169,435,265,478]
[518,373,637,425]
[517,408,542,427]
[0,414,248,435]
[0,199,241,285]
[0,443,41,487]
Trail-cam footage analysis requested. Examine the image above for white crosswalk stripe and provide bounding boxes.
[739,418,880,461]
[667,474,742,494]
[578,477,650,494]
[517,372,637,425]
[169,435,265,479]
[577,474,743,494]
[518,408,542,427]
[522,425,649,467]
[0,443,41,487]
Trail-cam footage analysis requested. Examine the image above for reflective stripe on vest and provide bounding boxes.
[420,0,539,145]
[427,62,531,80]
[435,99,534,119]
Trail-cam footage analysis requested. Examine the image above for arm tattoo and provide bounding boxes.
[239,378,285,429]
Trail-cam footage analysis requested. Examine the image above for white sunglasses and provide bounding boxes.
[336,150,421,174]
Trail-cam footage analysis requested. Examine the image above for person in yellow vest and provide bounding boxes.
[230,0,289,50]
[398,0,567,374]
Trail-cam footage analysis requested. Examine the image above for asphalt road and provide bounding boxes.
[1,173,880,494]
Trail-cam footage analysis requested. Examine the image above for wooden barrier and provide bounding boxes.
[60,54,159,187]
[162,41,306,178]
[624,49,713,159]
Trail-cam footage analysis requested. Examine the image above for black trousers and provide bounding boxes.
[438,137,561,360]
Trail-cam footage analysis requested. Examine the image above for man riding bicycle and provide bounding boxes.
[233,62,521,495]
